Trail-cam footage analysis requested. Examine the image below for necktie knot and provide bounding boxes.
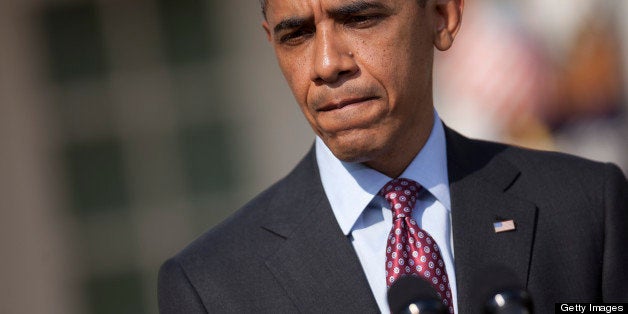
[380,178,422,219]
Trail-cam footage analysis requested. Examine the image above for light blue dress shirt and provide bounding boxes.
[315,112,458,314]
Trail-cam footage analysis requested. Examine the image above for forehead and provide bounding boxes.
[265,0,389,22]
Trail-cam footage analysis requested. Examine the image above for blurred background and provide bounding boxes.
[0,0,626,313]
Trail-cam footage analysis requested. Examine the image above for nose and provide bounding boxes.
[310,28,358,84]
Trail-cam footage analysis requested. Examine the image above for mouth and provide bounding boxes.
[316,96,379,112]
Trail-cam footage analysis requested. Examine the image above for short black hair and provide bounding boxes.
[259,0,427,19]
[259,0,267,18]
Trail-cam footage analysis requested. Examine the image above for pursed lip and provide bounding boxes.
[316,96,379,112]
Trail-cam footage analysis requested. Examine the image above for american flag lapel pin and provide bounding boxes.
[493,219,516,233]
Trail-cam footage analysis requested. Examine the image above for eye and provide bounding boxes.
[279,27,314,45]
[344,14,384,28]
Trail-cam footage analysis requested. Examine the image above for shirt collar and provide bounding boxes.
[316,111,451,235]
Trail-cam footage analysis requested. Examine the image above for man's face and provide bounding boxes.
[263,0,455,171]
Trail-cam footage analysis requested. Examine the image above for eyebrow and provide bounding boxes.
[273,17,309,36]
[272,0,388,36]
[328,0,389,18]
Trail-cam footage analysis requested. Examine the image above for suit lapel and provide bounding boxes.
[261,148,379,313]
[445,128,537,314]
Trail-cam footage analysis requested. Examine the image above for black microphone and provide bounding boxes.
[387,275,448,314]
[471,265,534,314]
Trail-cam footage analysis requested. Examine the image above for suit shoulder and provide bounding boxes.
[174,177,286,263]
[454,134,626,230]
[458,133,618,180]
[168,148,319,268]
[468,136,625,204]
[500,142,618,180]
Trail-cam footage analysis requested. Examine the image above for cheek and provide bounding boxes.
[356,41,406,108]
[356,37,394,73]
[277,51,310,104]
[353,31,407,83]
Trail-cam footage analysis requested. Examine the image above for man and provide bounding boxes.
[158,0,628,313]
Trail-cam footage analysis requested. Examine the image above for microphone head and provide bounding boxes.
[387,275,447,314]
[470,264,533,314]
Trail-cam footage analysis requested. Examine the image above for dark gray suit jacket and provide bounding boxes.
[158,127,628,313]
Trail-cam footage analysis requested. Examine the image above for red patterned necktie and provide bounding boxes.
[381,178,454,314]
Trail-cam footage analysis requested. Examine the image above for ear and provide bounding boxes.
[432,0,464,51]
[262,20,272,42]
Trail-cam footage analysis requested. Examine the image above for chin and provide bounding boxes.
[324,133,386,163]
